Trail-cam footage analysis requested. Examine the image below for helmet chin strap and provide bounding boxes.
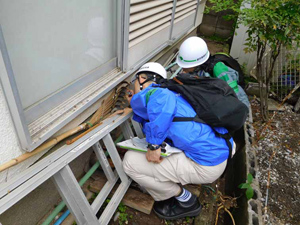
[138,75,157,90]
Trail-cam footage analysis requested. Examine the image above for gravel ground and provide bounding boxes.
[251,99,300,225]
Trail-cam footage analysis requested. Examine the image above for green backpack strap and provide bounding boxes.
[213,62,239,93]
[213,62,230,81]
[214,52,231,57]
[145,89,157,105]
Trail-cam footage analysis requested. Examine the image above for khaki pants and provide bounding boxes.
[123,151,228,201]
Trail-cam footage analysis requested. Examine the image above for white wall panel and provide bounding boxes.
[195,0,207,27]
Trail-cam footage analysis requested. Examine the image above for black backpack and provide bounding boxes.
[200,53,245,88]
[157,74,249,166]
[151,74,248,174]
[158,74,249,133]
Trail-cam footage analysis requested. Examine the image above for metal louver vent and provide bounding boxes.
[129,0,173,48]
[174,0,198,24]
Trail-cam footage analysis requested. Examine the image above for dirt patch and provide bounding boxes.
[251,98,300,225]
[107,180,228,225]
[203,38,230,54]
[108,193,195,225]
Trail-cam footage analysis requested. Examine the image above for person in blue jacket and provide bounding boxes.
[123,62,235,220]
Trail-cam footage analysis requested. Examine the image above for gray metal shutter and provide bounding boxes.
[127,0,174,69]
[172,0,198,39]
[129,0,174,48]
[126,0,199,70]
[174,0,198,23]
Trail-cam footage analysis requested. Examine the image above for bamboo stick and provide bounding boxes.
[88,95,115,126]
[88,100,105,127]
[0,123,88,172]
[67,108,130,145]
[0,83,130,172]
[66,123,102,145]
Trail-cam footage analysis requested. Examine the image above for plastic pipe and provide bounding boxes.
[170,66,182,79]
[53,210,70,225]
[114,134,124,144]
[43,135,122,225]
[165,62,177,71]
[42,161,100,225]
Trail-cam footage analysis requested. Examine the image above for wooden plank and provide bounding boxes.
[89,172,154,214]
[121,187,154,215]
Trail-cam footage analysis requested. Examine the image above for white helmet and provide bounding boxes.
[136,62,167,79]
[176,37,210,68]
[132,62,167,90]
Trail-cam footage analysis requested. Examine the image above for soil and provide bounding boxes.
[251,98,300,225]
[109,206,194,225]
[107,98,300,225]
[107,180,227,225]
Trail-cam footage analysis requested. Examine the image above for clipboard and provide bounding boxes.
[117,137,182,157]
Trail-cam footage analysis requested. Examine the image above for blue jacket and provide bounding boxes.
[131,84,233,166]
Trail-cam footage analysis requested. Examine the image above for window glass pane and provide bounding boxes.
[0,0,117,109]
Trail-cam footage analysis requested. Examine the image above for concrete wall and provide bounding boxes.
[198,1,257,75]
[198,1,235,39]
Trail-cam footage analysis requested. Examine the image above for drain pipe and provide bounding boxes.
[165,62,177,71]
[42,161,100,225]
[53,210,70,225]
[43,135,124,225]
[170,66,182,79]
[52,134,125,225]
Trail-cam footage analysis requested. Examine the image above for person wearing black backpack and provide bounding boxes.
[123,62,236,220]
[176,36,250,108]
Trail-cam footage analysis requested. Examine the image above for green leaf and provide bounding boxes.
[238,183,250,189]
[284,27,291,36]
[247,173,253,184]
[246,187,254,200]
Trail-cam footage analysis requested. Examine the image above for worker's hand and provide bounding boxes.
[146,148,164,163]
[126,89,134,104]
[122,107,132,115]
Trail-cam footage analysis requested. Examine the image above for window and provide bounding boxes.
[0,0,120,151]
[0,0,201,151]
[0,0,117,121]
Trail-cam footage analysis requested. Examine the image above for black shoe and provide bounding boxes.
[153,195,201,220]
